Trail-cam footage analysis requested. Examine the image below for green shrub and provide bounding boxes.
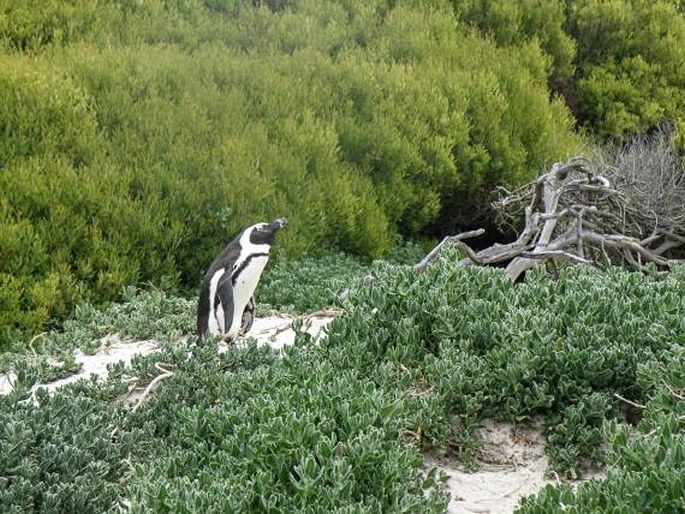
[569,0,685,143]
[334,257,685,474]
[1,259,683,511]
[448,0,685,147]
[0,380,140,513]
[448,0,576,85]
[0,285,449,513]
[518,346,685,513]
[0,0,586,346]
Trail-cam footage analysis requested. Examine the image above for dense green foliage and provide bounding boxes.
[4,0,685,343]
[337,254,685,476]
[569,0,685,142]
[1,262,450,513]
[257,242,425,313]
[3,0,684,508]
[450,0,685,144]
[519,347,685,513]
[0,0,586,345]
[1,257,683,512]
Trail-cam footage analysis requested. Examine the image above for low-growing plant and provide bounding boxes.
[334,253,685,475]
[256,252,370,313]
[1,256,683,512]
[256,243,426,313]
[518,346,685,513]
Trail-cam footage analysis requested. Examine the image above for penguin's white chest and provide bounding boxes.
[228,255,269,336]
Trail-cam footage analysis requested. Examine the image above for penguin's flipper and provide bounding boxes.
[215,273,235,338]
[196,275,214,346]
[241,296,255,335]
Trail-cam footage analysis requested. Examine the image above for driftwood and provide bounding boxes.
[417,131,685,281]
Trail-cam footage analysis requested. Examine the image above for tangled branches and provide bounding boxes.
[422,130,685,281]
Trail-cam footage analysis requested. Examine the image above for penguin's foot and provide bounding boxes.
[221,334,238,345]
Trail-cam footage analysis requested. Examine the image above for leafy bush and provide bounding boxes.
[0,385,139,513]
[448,0,576,85]
[518,346,685,513]
[1,258,683,512]
[0,284,449,513]
[334,256,685,474]
[122,343,447,513]
[256,243,426,313]
[448,0,685,147]
[569,0,685,143]
[0,0,583,347]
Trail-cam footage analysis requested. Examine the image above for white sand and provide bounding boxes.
[429,419,603,513]
[0,314,336,397]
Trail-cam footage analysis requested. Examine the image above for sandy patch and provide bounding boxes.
[0,314,337,397]
[428,419,604,513]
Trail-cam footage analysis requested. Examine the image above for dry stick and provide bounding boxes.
[257,310,343,342]
[622,249,648,272]
[519,250,594,266]
[413,229,484,273]
[505,168,567,281]
[120,378,141,403]
[653,238,683,256]
[456,207,542,267]
[301,309,343,339]
[271,323,295,338]
[581,232,671,266]
[640,232,663,247]
[553,230,676,268]
[302,309,344,322]
[130,362,175,414]
[662,380,685,401]
[657,229,685,245]
[110,364,175,440]
[614,392,646,410]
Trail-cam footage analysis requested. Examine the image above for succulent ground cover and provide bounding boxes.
[1,252,684,512]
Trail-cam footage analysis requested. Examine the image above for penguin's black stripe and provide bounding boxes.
[231,253,269,285]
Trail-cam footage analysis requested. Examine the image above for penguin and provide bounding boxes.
[196,218,286,345]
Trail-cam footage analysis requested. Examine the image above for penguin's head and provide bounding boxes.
[248,218,287,246]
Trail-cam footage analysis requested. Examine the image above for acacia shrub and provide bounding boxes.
[447,0,576,85]
[569,0,685,143]
[0,0,584,346]
[447,0,685,147]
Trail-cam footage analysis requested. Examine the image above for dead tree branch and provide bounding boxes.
[414,129,685,280]
[414,229,484,273]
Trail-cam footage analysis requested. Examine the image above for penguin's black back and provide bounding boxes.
[196,230,245,340]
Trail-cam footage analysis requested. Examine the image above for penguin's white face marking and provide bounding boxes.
[232,224,272,275]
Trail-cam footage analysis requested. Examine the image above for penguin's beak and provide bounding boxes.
[269,218,287,231]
